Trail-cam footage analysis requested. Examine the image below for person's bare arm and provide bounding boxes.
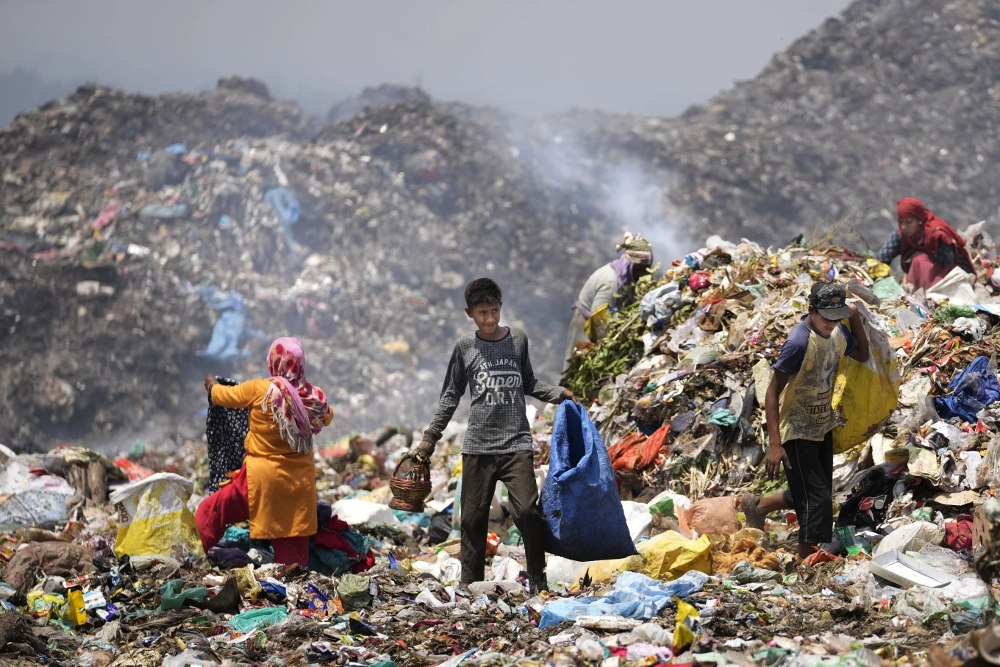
[845,303,870,363]
[764,371,791,477]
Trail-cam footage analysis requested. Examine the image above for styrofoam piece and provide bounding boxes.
[869,549,953,588]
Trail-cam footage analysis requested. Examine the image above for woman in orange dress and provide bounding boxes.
[195,337,333,566]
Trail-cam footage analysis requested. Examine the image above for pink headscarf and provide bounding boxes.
[261,337,329,453]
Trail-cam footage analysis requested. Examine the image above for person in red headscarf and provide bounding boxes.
[874,197,975,290]
[195,337,333,566]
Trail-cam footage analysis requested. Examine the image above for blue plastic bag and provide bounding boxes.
[538,570,708,629]
[933,356,1000,423]
[540,401,638,561]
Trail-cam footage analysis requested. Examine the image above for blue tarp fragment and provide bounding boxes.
[933,355,1000,423]
[538,570,709,629]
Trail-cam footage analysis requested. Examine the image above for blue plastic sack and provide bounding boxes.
[540,401,638,561]
[933,356,1000,423]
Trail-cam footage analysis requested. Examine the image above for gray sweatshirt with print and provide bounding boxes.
[424,327,565,455]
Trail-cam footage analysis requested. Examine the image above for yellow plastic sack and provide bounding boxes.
[640,531,712,580]
[831,303,901,454]
[585,530,711,583]
[584,303,611,342]
[110,473,204,559]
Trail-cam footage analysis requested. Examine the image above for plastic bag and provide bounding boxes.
[586,530,712,583]
[584,303,611,342]
[933,356,1000,423]
[837,467,898,529]
[228,606,288,633]
[538,570,709,629]
[831,303,901,454]
[110,473,204,559]
[540,401,638,561]
[685,496,739,536]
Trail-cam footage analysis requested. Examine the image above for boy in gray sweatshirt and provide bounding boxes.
[415,278,576,594]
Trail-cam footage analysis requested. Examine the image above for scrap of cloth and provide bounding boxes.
[206,377,249,491]
[607,425,669,472]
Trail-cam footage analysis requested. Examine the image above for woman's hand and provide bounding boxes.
[204,375,218,392]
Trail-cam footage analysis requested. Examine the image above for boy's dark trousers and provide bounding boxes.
[459,451,545,584]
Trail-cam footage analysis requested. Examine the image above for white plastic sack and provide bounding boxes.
[111,472,203,558]
[621,501,652,541]
[546,555,596,585]
[411,551,462,583]
[0,489,73,527]
[926,266,977,306]
[490,555,523,582]
[0,444,74,527]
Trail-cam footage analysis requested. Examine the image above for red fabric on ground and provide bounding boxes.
[272,536,310,566]
[944,515,973,551]
[313,515,376,573]
[607,425,669,471]
[195,465,250,552]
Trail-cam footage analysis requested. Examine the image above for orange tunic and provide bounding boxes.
[210,378,332,539]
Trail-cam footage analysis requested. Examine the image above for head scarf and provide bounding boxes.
[261,337,329,453]
[616,232,653,265]
[895,197,975,275]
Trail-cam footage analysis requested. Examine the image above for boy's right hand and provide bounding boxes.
[765,443,790,478]
[413,438,436,462]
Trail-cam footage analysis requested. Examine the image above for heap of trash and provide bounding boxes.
[3,224,1000,666]
[4,1,1000,454]
[0,80,620,451]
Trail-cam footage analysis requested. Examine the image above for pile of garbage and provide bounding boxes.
[666,0,1000,241]
[0,81,622,450]
[4,0,999,453]
[3,227,1000,665]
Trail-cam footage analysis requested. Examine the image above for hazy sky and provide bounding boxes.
[0,0,852,120]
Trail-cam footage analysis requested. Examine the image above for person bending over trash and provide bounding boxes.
[563,232,653,372]
[414,278,577,594]
[874,196,975,290]
[196,337,333,566]
[742,282,869,560]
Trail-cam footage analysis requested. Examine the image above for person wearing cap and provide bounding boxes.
[874,197,975,290]
[742,282,869,560]
[562,233,653,373]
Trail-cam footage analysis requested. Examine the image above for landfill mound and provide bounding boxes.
[0,81,627,451]
[672,0,1000,240]
[565,0,1000,245]
[5,0,999,450]
[1,233,999,665]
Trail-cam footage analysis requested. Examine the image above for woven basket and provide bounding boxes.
[388,455,431,513]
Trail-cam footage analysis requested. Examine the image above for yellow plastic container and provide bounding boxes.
[61,589,87,627]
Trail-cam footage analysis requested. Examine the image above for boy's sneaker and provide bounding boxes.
[740,493,766,530]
